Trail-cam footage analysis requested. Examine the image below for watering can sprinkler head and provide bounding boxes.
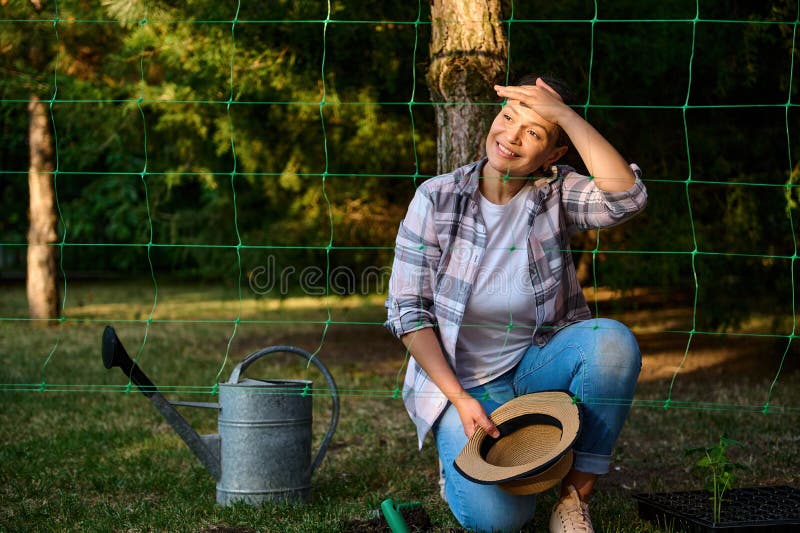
[102,325,159,396]
[102,325,123,370]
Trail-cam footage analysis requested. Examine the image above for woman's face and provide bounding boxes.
[483,100,566,178]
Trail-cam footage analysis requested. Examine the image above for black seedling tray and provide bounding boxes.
[633,486,800,532]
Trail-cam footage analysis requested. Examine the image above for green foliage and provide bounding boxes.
[1,0,799,331]
[1,0,433,278]
[686,436,747,523]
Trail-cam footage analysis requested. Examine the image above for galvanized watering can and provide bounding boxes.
[101,326,339,506]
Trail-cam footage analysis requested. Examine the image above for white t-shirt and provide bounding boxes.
[455,184,537,388]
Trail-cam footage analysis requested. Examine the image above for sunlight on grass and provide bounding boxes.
[66,293,387,322]
[1,280,387,322]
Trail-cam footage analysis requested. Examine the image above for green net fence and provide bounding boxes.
[1,1,799,417]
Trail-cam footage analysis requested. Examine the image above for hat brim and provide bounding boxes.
[453,391,580,485]
[499,449,574,495]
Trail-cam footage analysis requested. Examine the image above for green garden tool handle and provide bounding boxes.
[380,499,421,533]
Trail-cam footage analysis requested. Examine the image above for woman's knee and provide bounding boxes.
[590,318,641,370]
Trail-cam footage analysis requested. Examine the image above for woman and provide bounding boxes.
[385,74,647,532]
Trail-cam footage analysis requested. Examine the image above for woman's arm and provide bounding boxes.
[494,79,636,192]
[401,328,499,439]
[386,187,498,439]
[556,109,636,192]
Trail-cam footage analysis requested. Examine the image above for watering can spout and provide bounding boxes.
[101,326,222,481]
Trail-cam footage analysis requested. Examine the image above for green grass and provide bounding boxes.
[1,281,798,532]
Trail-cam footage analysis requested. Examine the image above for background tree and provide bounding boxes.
[1,0,142,314]
[21,0,59,321]
[427,0,507,174]
[26,93,58,321]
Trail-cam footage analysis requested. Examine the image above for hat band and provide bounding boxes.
[479,413,562,459]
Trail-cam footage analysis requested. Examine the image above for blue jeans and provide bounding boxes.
[433,318,641,532]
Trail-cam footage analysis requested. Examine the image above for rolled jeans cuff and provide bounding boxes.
[573,450,612,475]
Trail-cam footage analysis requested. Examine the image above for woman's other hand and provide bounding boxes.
[452,395,500,439]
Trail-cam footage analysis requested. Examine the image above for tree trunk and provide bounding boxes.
[427,0,507,174]
[574,229,597,287]
[27,95,60,321]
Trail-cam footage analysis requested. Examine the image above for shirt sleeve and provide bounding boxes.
[384,186,441,339]
[560,163,648,232]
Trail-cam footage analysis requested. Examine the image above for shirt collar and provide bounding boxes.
[451,158,484,197]
[460,158,553,203]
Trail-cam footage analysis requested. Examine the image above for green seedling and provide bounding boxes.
[686,436,746,524]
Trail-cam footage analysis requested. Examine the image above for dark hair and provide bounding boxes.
[513,73,574,149]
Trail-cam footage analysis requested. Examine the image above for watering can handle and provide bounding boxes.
[227,345,340,475]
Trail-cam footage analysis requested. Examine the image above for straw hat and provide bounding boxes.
[453,390,581,495]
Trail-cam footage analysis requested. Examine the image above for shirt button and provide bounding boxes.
[536,297,544,305]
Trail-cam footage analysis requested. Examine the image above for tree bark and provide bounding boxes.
[427,0,507,174]
[27,95,60,321]
[574,229,597,287]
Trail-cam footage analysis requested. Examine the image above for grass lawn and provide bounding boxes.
[1,280,798,532]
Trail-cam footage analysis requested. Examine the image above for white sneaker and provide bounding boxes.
[549,485,594,533]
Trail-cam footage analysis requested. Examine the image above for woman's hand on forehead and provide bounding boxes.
[494,78,569,125]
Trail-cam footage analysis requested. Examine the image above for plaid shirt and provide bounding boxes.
[385,158,647,447]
